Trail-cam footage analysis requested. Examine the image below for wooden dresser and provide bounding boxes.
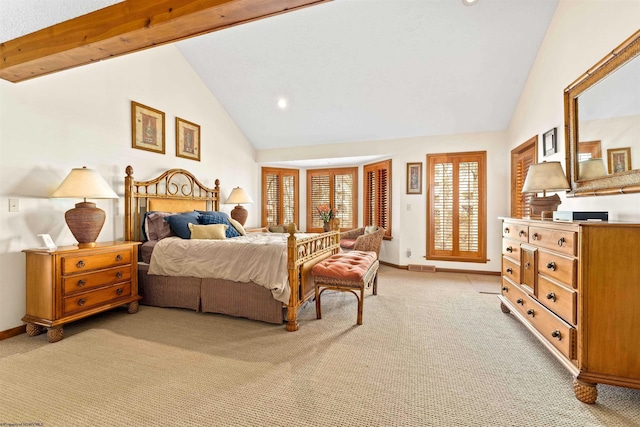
[499,218,640,403]
[22,241,141,343]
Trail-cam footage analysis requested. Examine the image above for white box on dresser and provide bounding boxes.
[499,218,640,403]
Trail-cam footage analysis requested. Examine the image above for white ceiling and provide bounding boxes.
[0,0,558,152]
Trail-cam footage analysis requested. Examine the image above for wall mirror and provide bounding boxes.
[564,29,640,196]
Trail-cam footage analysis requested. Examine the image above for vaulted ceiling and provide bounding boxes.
[0,0,558,151]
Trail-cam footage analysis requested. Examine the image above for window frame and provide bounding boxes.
[363,159,392,239]
[261,167,299,228]
[306,167,358,232]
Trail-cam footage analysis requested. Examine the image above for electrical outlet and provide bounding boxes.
[9,198,19,212]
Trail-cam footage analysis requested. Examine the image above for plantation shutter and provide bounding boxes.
[511,140,536,219]
[427,151,486,263]
[364,159,392,238]
[261,167,299,227]
[307,167,357,232]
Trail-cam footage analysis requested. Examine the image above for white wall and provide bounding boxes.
[0,45,258,331]
[507,0,640,220]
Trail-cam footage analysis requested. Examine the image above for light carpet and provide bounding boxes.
[1,266,638,427]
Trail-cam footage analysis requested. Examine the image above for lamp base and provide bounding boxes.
[65,201,105,247]
[230,205,248,226]
[529,194,562,219]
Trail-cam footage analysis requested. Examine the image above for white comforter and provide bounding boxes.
[148,233,315,303]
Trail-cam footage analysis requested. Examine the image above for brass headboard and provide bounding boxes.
[124,165,220,242]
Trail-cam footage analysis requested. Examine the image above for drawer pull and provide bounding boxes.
[116,254,123,261]
[506,267,513,274]
[546,292,556,302]
[116,288,123,295]
[77,298,86,306]
[504,227,510,234]
[526,308,535,317]
[506,246,513,253]
[516,298,524,305]
[501,286,508,292]
[77,280,86,287]
[76,260,85,268]
[546,261,557,271]
[551,330,562,340]
[532,233,539,241]
[524,262,530,270]
[557,237,565,247]
[518,230,526,238]
[116,271,123,279]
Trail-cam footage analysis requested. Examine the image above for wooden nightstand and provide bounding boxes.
[22,241,141,343]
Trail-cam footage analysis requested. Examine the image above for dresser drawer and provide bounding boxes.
[502,257,520,284]
[529,226,577,256]
[63,266,132,295]
[537,250,576,288]
[63,282,132,315]
[62,249,132,275]
[537,276,577,325]
[503,223,528,243]
[501,278,529,317]
[502,238,521,262]
[524,297,576,360]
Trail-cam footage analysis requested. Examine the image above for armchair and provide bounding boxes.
[339,226,385,259]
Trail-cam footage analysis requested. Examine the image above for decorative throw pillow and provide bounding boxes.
[188,223,228,240]
[146,212,175,241]
[364,225,379,235]
[198,211,241,238]
[268,225,286,233]
[228,217,246,236]
[164,211,200,239]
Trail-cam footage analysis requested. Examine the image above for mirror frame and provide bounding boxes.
[564,29,640,197]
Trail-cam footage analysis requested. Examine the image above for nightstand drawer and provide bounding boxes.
[63,282,132,315]
[537,276,577,325]
[529,226,577,256]
[63,266,132,295]
[62,249,132,274]
[537,250,576,288]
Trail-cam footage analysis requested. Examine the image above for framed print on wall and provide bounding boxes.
[607,147,632,174]
[406,162,422,194]
[543,127,557,157]
[131,101,165,154]
[175,117,201,161]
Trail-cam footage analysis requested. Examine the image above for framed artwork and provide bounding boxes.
[176,117,201,161]
[543,128,557,157]
[131,101,165,154]
[607,147,632,174]
[406,162,422,194]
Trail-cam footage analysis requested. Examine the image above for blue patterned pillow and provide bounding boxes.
[198,211,241,238]
[164,211,200,239]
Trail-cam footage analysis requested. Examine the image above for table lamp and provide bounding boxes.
[578,158,607,179]
[521,161,570,219]
[225,187,254,226]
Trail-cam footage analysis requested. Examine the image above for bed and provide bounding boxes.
[124,165,340,331]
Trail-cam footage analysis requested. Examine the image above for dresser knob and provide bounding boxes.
[504,227,510,234]
[76,260,85,268]
[546,261,557,271]
[501,286,508,292]
[116,288,123,295]
[557,237,565,247]
[532,233,539,240]
[516,298,524,305]
[551,330,562,340]
[116,272,123,279]
[77,298,86,306]
[506,246,513,253]
[116,254,123,261]
[518,230,526,238]
[524,262,530,270]
[506,267,513,274]
[526,308,535,317]
[546,292,556,302]
[77,280,85,287]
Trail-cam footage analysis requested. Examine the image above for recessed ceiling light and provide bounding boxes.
[277,98,288,109]
[462,0,478,5]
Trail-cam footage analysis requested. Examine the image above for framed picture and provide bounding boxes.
[543,128,557,157]
[406,162,422,194]
[131,101,165,154]
[176,117,201,161]
[607,147,632,174]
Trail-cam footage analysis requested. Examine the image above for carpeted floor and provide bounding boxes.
[1,266,638,426]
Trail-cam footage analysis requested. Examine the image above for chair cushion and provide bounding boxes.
[340,238,357,249]
[311,251,377,282]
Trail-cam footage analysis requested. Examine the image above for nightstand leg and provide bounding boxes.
[127,300,139,314]
[47,327,64,343]
[26,323,45,337]
[573,379,598,404]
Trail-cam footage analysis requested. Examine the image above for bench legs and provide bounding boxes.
[314,269,378,325]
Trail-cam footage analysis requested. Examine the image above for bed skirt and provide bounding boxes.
[138,263,285,324]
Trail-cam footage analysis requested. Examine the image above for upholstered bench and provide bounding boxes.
[311,251,379,325]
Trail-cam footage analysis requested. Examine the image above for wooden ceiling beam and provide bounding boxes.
[0,0,330,83]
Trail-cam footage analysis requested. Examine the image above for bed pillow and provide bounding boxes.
[197,211,241,238]
[165,211,201,239]
[228,217,246,236]
[146,212,175,241]
[188,223,228,240]
[364,225,379,235]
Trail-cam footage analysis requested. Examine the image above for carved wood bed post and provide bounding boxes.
[286,222,300,331]
[125,165,134,242]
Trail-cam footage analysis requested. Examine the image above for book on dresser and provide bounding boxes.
[499,218,640,404]
[22,241,141,343]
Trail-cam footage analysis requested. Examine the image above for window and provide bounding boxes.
[427,151,486,263]
[364,159,392,238]
[511,136,536,218]
[307,167,357,232]
[261,167,299,227]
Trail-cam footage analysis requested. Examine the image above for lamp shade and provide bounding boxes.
[52,167,118,247]
[579,158,607,179]
[225,187,253,226]
[522,161,570,193]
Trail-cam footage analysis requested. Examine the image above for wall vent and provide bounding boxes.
[407,264,436,273]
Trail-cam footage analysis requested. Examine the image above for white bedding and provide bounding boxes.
[147,233,316,303]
